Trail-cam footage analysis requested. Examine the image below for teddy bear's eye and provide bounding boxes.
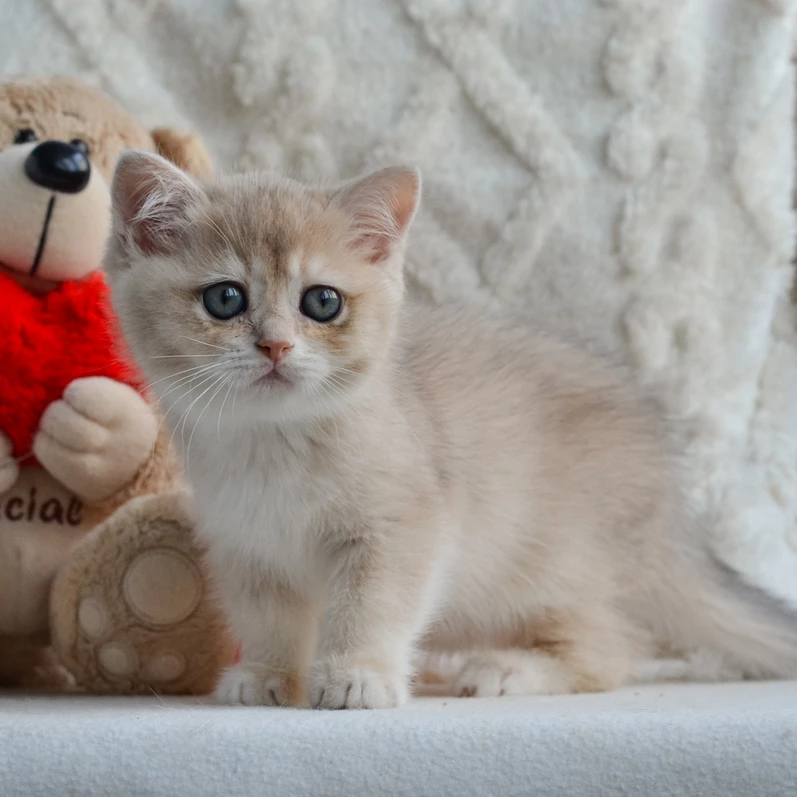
[70,138,89,156]
[14,128,37,145]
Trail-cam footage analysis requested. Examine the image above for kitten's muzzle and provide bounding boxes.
[257,339,294,364]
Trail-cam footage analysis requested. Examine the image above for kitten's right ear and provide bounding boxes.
[111,150,203,257]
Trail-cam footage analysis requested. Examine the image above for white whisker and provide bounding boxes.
[167,369,230,456]
[158,363,225,403]
[179,336,233,352]
[187,375,229,468]
[217,377,235,440]
[150,354,220,359]
[138,361,219,395]
[150,370,226,452]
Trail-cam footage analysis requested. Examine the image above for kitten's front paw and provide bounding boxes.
[310,656,407,710]
[214,662,305,707]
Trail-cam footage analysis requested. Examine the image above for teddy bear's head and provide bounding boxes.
[0,75,211,293]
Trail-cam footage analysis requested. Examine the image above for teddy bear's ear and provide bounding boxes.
[150,128,213,180]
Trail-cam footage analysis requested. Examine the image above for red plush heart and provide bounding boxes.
[0,271,143,465]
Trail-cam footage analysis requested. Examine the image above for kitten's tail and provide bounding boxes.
[660,546,797,679]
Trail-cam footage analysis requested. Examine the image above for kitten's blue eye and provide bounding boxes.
[300,286,342,323]
[202,282,247,320]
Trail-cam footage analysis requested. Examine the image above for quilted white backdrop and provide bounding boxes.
[2,0,796,602]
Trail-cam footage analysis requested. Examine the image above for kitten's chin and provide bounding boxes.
[237,370,365,424]
[253,371,293,389]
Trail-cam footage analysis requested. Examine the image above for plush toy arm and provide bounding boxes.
[32,376,166,504]
[0,430,20,494]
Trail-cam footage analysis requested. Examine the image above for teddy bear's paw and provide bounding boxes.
[214,662,305,707]
[33,377,158,502]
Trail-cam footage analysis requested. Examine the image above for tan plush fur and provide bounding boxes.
[0,76,230,693]
[106,152,797,709]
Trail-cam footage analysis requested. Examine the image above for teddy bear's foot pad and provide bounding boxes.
[75,547,203,682]
[51,492,234,695]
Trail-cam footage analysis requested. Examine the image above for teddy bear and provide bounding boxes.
[0,75,235,694]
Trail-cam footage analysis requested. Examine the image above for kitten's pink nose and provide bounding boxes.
[257,339,293,364]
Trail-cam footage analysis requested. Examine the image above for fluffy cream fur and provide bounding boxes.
[105,152,797,709]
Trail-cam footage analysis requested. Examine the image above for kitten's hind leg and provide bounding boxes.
[453,606,637,698]
[455,649,577,697]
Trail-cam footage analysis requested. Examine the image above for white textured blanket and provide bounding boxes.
[2,684,797,797]
[1,0,796,600]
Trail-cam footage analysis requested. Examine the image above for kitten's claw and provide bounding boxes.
[310,657,407,709]
[214,662,304,707]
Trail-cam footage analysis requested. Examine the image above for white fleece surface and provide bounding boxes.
[1,0,795,601]
[1,683,796,797]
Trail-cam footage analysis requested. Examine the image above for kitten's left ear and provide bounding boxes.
[331,166,421,265]
[111,150,204,257]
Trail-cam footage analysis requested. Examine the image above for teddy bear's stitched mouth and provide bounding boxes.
[0,192,57,287]
[29,194,57,276]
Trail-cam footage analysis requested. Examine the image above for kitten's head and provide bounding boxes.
[105,153,420,423]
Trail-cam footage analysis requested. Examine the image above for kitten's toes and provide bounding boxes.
[310,657,407,709]
[455,659,508,697]
[455,652,573,697]
[214,662,304,707]
[416,650,468,683]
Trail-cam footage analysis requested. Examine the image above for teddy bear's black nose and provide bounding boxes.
[24,141,91,194]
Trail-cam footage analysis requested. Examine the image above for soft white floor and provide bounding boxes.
[1,682,796,797]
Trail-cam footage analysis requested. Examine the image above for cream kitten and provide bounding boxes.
[105,152,797,709]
